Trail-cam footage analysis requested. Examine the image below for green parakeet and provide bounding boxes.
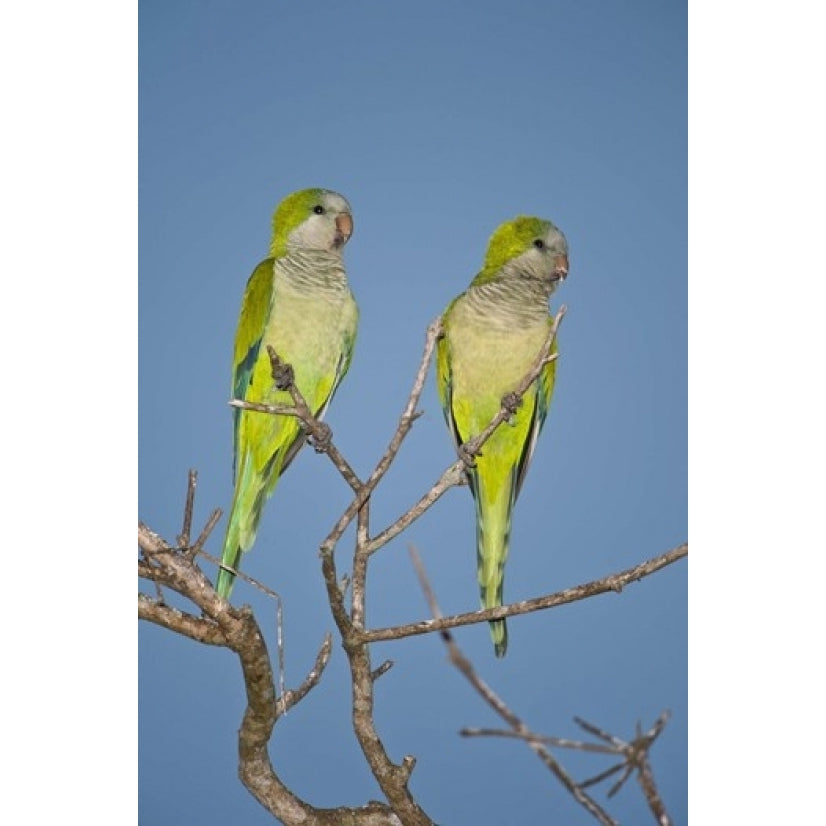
[436,216,569,656]
[216,188,359,600]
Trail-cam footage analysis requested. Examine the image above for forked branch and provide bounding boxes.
[140,305,683,826]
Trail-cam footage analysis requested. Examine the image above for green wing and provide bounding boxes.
[513,337,557,499]
[435,301,465,451]
[231,259,276,480]
[435,328,454,433]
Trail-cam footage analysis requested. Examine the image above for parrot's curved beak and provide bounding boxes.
[552,254,569,282]
[334,212,353,248]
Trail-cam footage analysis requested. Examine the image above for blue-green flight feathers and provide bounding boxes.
[216,188,359,599]
[436,216,569,656]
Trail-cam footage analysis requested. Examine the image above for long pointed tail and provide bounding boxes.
[216,458,271,600]
[215,543,241,600]
[216,487,250,600]
[475,494,513,657]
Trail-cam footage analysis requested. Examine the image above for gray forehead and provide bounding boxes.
[544,223,568,251]
[320,190,352,213]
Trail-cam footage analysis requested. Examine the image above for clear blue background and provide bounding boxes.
[139,2,686,824]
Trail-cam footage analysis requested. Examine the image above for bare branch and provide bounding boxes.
[319,317,443,556]
[573,713,674,826]
[408,545,617,826]
[351,499,371,628]
[227,346,364,493]
[370,660,394,681]
[229,398,302,416]
[278,634,333,713]
[360,543,687,644]
[267,345,364,492]
[461,709,674,825]
[365,462,466,553]
[346,642,431,823]
[138,593,228,646]
[459,727,618,755]
[177,468,197,549]
[316,523,434,825]
[140,516,406,826]
[189,506,222,559]
[141,298,681,825]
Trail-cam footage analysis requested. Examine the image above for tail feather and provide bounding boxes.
[216,483,253,600]
[475,495,513,658]
[216,453,284,600]
[215,543,241,600]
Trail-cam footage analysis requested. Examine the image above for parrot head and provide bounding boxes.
[269,188,353,258]
[473,216,568,292]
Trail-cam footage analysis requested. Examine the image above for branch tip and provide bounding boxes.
[370,660,395,681]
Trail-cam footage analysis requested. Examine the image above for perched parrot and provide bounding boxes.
[216,188,359,600]
[436,216,569,656]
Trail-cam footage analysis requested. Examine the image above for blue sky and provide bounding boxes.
[7,4,826,825]
[139,2,686,824]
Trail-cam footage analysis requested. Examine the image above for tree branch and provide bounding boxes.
[359,543,687,644]
[139,507,409,825]
[573,713,673,825]
[138,593,228,645]
[228,345,364,494]
[408,545,618,826]
[316,509,434,825]
[141,303,682,825]
[319,317,443,556]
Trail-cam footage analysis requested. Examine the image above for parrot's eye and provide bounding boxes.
[533,239,545,250]
[313,205,325,215]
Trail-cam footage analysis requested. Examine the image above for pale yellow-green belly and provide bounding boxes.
[448,314,549,435]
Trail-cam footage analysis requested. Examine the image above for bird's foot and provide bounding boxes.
[458,443,479,469]
[310,422,333,453]
[272,362,295,391]
[501,391,522,425]
[266,346,295,390]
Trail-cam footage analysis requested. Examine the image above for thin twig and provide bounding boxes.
[463,713,674,825]
[351,499,371,629]
[177,468,197,549]
[139,593,228,646]
[141,479,291,721]
[370,660,394,681]
[192,545,288,704]
[319,318,443,556]
[360,543,687,644]
[459,727,618,755]
[573,713,674,825]
[228,399,304,417]
[228,346,364,493]
[229,395,363,492]
[408,545,617,826]
[140,518,403,825]
[189,507,222,558]
[365,462,466,553]
[278,634,334,713]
